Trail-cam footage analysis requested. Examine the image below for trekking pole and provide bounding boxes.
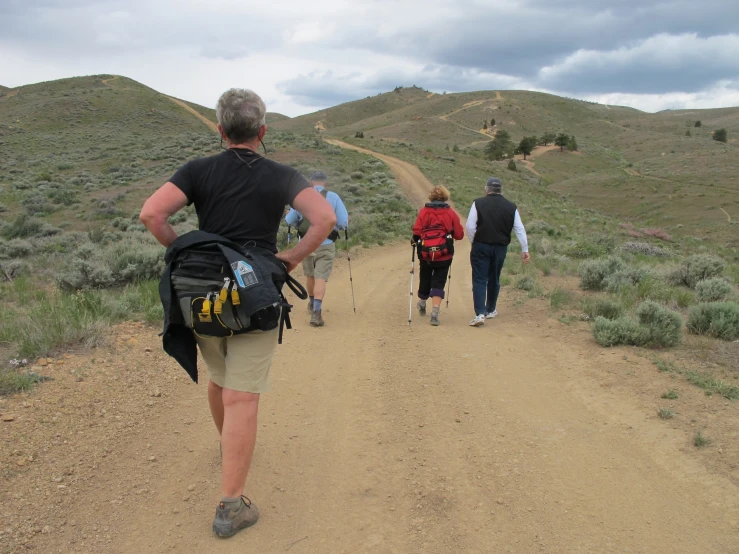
[344,228,356,313]
[408,243,416,325]
[446,258,453,308]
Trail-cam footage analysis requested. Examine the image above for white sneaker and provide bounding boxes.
[469,314,486,327]
[486,310,498,319]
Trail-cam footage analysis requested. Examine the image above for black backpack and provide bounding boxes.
[296,189,340,242]
[170,239,306,340]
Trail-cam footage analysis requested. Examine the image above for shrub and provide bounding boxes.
[0,239,33,259]
[515,275,536,291]
[581,296,624,320]
[592,316,648,347]
[603,267,652,293]
[640,228,672,241]
[549,287,572,310]
[566,236,615,259]
[695,278,733,302]
[507,159,517,171]
[620,242,668,257]
[636,300,683,347]
[579,257,626,290]
[668,255,725,288]
[687,302,739,341]
[1,215,43,239]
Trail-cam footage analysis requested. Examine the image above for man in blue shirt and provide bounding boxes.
[285,171,349,327]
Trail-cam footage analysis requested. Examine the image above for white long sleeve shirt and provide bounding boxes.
[466,202,529,252]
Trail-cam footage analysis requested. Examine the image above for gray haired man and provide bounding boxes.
[140,88,335,538]
[465,177,530,327]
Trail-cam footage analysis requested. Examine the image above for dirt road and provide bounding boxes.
[3,147,739,553]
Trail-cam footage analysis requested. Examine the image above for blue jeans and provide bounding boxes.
[470,242,508,316]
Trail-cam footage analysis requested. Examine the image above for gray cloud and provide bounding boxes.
[1,0,738,114]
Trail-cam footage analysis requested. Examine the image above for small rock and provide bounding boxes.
[16,460,26,467]
[182,494,190,502]
[145,348,152,353]
[57,485,67,489]
[42,526,51,534]
[151,390,162,398]
[2,414,16,422]
[455,418,461,423]
[148,456,157,462]
[39,359,48,367]
[187,484,195,491]
[496,499,504,505]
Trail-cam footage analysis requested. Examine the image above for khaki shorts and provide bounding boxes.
[196,329,278,393]
[302,242,336,281]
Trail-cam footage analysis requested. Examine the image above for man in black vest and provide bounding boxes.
[465,177,530,327]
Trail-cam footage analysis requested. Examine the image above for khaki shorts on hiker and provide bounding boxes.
[302,242,336,281]
[196,329,278,393]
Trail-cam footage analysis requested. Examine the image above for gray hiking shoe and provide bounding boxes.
[430,313,440,326]
[213,496,259,538]
[310,309,325,327]
[417,301,427,316]
[307,300,314,315]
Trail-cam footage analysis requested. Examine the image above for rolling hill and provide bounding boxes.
[274,87,739,248]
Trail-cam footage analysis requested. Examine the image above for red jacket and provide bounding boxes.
[412,202,464,262]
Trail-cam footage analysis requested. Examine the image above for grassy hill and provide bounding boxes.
[0,75,415,367]
[1,75,737,392]
[274,88,739,249]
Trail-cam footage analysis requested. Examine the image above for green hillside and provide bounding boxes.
[274,88,739,248]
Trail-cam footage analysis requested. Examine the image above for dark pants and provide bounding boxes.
[418,260,451,300]
[470,242,508,316]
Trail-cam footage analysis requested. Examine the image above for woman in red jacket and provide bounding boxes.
[411,185,465,325]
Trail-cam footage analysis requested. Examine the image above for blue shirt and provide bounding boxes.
[285,186,349,245]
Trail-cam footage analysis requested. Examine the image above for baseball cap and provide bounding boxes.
[310,171,328,181]
[486,177,502,188]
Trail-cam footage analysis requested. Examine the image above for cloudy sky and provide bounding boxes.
[2,0,739,116]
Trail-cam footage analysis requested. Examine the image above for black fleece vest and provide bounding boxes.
[473,194,517,246]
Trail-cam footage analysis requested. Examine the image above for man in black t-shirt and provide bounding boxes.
[140,89,336,539]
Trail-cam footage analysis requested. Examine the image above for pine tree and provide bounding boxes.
[491,118,496,126]
[567,136,578,151]
[483,122,488,130]
[507,159,517,171]
[685,129,691,137]
[555,133,569,152]
[540,132,556,146]
[518,136,537,160]
[484,130,513,161]
[712,128,727,143]
[694,120,702,128]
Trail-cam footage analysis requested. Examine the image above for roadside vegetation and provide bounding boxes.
[1,76,737,411]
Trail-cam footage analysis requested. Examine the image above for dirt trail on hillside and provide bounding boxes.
[166,97,218,133]
[438,95,503,140]
[325,139,434,207]
[3,148,739,553]
[515,145,559,176]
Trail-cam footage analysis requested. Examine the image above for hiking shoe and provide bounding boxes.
[307,300,314,315]
[486,310,498,319]
[469,315,485,327]
[213,496,259,538]
[430,313,440,326]
[310,310,325,327]
[417,301,427,316]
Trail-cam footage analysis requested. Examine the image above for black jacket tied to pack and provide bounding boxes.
[159,230,307,383]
